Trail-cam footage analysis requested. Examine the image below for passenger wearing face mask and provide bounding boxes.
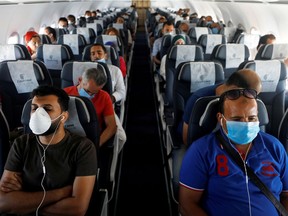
[84,10,93,23]
[90,43,126,104]
[67,14,77,33]
[152,21,175,69]
[64,67,117,147]
[58,17,69,34]
[179,88,288,216]
[0,85,97,215]
[159,34,186,81]
[209,22,222,34]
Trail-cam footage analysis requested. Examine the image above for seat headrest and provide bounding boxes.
[168,45,204,63]
[21,96,99,147]
[199,97,269,129]
[258,43,288,60]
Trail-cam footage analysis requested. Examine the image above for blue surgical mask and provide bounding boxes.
[206,21,213,26]
[97,58,106,63]
[225,120,260,145]
[211,27,218,34]
[78,88,95,100]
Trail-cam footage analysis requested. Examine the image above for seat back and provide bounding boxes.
[39,34,52,44]
[165,44,204,108]
[54,28,67,39]
[187,96,269,145]
[95,35,124,57]
[61,61,112,96]
[187,27,211,44]
[87,22,103,36]
[255,43,288,61]
[198,34,226,60]
[72,27,96,44]
[0,109,10,177]
[0,60,53,130]
[173,61,225,128]
[238,60,287,137]
[219,26,237,43]
[236,33,260,60]
[210,43,250,78]
[58,34,87,61]
[82,44,120,68]
[94,19,105,30]
[21,95,100,148]
[160,34,191,59]
[36,44,74,87]
[0,44,31,62]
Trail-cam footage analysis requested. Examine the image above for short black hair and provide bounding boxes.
[90,43,107,53]
[58,17,68,23]
[163,21,174,28]
[31,85,69,111]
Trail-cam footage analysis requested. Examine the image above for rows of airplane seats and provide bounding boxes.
[0,5,138,216]
[145,6,288,205]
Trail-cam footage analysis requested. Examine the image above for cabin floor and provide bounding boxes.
[110,24,178,216]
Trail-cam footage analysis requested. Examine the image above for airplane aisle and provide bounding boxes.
[112,23,174,216]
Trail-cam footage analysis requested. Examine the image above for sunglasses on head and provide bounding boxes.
[222,89,257,100]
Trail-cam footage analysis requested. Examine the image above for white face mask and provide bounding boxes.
[29,107,62,135]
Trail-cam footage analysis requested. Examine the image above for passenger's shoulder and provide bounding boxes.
[67,131,95,146]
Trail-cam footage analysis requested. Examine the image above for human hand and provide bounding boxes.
[0,173,22,192]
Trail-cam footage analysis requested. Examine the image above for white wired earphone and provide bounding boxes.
[35,118,62,216]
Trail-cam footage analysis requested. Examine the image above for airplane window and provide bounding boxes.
[227,21,233,27]
[51,22,56,28]
[7,32,19,44]
[250,27,260,35]
[39,24,47,34]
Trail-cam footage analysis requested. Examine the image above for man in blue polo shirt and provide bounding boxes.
[179,88,288,216]
[182,68,262,145]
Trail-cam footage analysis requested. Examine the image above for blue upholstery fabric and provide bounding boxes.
[0,60,53,130]
[0,44,31,62]
[238,60,287,137]
[21,96,100,148]
[82,44,120,68]
[60,61,112,96]
[36,44,74,88]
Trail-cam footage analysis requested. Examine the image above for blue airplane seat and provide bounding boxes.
[163,44,204,111]
[36,44,74,88]
[39,34,52,44]
[173,61,225,133]
[0,60,53,131]
[82,44,120,69]
[159,34,191,59]
[72,27,96,45]
[21,95,101,215]
[187,26,212,44]
[95,34,124,57]
[21,95,100,149]
[57,34,87,61]
[197,34,226,60]
[170,95,269,204]
[238,60,287,137]
[60,61,113,96]
[210,43,250,79]
[188,96,269,145]
[0,44,31,62]
[255,43,288,61]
